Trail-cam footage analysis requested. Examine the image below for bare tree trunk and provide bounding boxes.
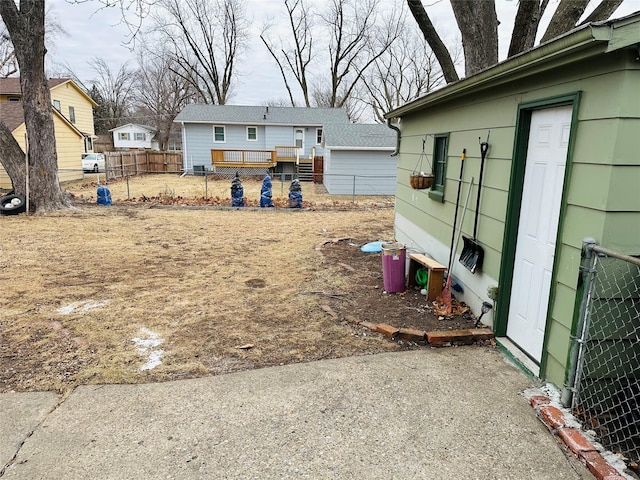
[541,0,589,43]
[0,0,69,212]
[406,0,459,84]
[0,122,26,191]
[450,0,498,77]
[580,0,624,25]
[509,0,549,57]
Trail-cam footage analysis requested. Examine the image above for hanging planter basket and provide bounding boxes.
[410,137,434,190]
[410,173,434,190]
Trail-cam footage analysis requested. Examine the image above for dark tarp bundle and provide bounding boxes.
[288,179,303,208]
[260,174,274,207]
[97,185,112,206]
[231,173,244,207]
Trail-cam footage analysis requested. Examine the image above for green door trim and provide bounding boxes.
[494,92,582,376]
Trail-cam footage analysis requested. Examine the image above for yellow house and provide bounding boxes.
[0,78,98,189]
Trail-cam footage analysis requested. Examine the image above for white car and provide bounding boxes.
[82,153,106,173]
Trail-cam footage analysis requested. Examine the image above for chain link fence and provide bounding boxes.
[565,239,640,465]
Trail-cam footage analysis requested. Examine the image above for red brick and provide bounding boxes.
[375,323,400,339]
[360,321,378,331]
[580,451,622,479]
[529,395,551,409]
[427,329,474,346]
[471,328,494,340]
[558,428,596,454]
[539,405,567,430]
[397,328,427,342]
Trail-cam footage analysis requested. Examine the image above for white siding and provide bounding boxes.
[112,125,155,149]
[323,149,397,195]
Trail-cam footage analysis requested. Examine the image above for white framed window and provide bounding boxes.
[134,132,146,141]
[53,100,61,111]
[316,128,323,145]
[69,106,75,123]
[246,126,257,141]
[213,125,226,143]
[118,132,130,141]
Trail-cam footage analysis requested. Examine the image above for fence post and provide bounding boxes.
[126,174,130,199]
[352,175,356,204]
[561,237,598,408]
[205,173,208,198]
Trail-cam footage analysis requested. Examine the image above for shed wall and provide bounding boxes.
[323,149,396,195]
[394,50,639,387]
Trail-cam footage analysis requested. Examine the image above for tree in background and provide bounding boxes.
[358,17,451,123]
[132,48,198,151]
[150,0,248,105]
[0,24,17,77]
[260,0,315,107]
[261,0,402,120]
[86,59,136,134]
[407,0,625,81]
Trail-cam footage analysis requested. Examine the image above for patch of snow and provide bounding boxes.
[132,327,164,371]
[57,300,109,315]
[57,304,77,315]
[79,301,108,312]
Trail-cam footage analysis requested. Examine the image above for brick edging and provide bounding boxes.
[340,313,494,346]
[528,395,627,480]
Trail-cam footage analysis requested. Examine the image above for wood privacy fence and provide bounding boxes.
[105,151,182,179]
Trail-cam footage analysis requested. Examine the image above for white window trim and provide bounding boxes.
[316,128,323,145]
[53,100,61,111]
[119,132,130,141]
[246,126,258,142]
[134,132,146,141]
[213,125,226,143]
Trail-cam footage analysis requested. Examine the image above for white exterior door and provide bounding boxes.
[506,105,572,362]
[294,128,305,153]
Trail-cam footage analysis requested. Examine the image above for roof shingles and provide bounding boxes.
[174,104,350,126]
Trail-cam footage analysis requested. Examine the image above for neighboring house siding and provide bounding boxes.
[0,115,84,189]
[112,125,156,150]
[50,82,95,139]
[265,126,296,152]
[323,150,396,195]
[184,124,216,169]
[393,50,639,388]
[53,115,85,184]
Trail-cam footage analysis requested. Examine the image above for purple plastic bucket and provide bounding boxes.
[381,242,406,293]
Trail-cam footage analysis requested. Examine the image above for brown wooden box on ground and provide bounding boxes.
[406,253,447,301]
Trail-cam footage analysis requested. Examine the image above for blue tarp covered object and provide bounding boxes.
[288,179,303,208]
[231,173,244,207]
[97,185,112,206]
[260,174,274,207]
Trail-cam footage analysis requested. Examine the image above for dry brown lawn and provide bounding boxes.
[0,175,407,394]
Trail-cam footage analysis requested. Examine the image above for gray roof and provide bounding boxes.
[174,104,349,126]
[323,123,396,149]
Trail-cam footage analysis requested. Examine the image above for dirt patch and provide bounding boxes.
[0,176,484,395]
[317,239,478,333]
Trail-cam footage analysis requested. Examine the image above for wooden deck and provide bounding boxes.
[211,149,276,168]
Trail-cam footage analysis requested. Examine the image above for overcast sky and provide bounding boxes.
[46,0,639,106]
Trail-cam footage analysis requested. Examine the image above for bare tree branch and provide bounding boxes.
[406,0,458,83]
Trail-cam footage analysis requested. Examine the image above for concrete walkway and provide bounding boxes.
[0,347,593,479]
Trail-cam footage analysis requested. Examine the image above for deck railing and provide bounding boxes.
[211,149,276,167]
[211,146,302,168]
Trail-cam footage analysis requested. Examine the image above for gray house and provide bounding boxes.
[174,105,349,178]
[322,123,397,195]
